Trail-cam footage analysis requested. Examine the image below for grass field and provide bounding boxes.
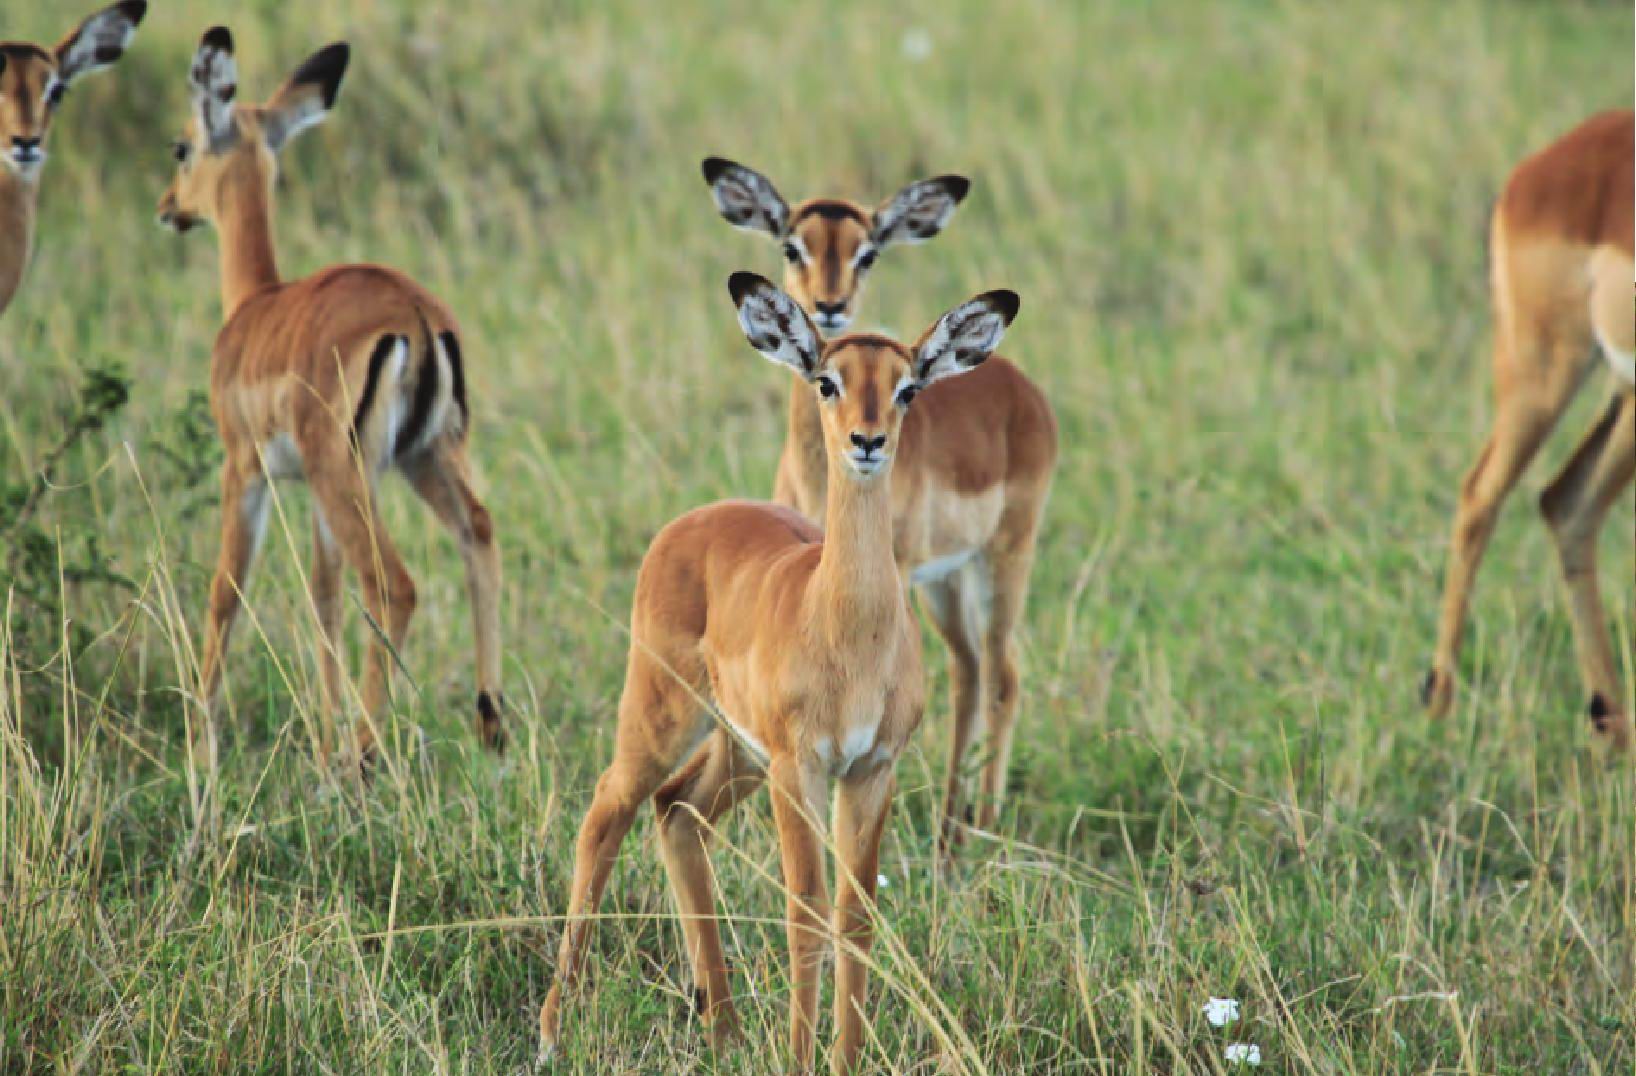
[2,0,1633,1071]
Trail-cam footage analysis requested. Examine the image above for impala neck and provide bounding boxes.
[786,380,828,504]
[0,170,38,314]
[813,450,900,639]
[215,173,281,319]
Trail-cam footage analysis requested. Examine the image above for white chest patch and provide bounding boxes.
[816,719,889,779]
[910,548,979,586]
[1597,331,1635,385]
[259,433,305,480]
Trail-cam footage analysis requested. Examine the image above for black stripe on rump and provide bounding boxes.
[350,334,402,451]
[440,331,469,426]
[395,318,440,458]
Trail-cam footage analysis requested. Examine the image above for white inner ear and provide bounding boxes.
[266,94,328,150]
[917,300,1006,381]
[875,181,958,246]
[58,9,138,82]
[191,49,239,146]
[713,166,788,235]
[738,290,819,376]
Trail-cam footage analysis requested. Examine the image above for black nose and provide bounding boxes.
[850,432,886,454]
[815,300,846,318]
[13,137,40,151]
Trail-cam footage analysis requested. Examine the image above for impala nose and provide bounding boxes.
[11,137,42,163]
[850,432,886,456]
[813,300,850,332]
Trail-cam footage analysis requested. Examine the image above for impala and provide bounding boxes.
[1423,110,1633,751]
[540,273,1019,1072]
[702,158,1059,853]
[158,28,505,765]
[0,1,145,318]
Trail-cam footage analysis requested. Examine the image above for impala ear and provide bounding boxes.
[729,272,822,379]
[190,26,239,150]
[55,0,146,86]
[703,158,791,238]
[913,290,1017,385]
[871,174,970,249]
[263,42,349,153]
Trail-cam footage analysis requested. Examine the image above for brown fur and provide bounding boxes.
[1425,110,1634,751]
[725,177,1059,852]
[0,3,145,317]
[542,289,1013,1072]
[161,33,504,765]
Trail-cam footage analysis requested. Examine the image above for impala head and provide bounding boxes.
[158,28,349,234]
[0,1,145,182]
[704,159,970,335]
[730,272,1016,480]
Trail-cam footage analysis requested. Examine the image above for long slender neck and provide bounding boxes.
[0,170,39,314]
[215,173,280,319]
[812,450,900,639]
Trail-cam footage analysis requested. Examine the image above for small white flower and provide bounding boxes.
[901,29,933,62]
[876,874,890,889]
[1224,1042,1261,1066]
[1203,997,1240,1027]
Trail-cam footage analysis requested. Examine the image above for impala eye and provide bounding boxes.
[895,384,918,408]
[172,140,190,163]
[45,82,67,108]
[816,376,839,400]
[782,242,802,265]
[856,248,877,271]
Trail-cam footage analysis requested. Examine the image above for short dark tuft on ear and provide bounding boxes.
[985,289,1021,324]
[293,42,350,109]
[201,26,233,53]
[728,271,772,306]
[117,1,148,25]
[942,175,973,204]
[702,157,735,185]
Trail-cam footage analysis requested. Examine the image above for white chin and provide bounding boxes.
[816,315,851,334]
[6,157,44,179]
[847,457,886,478]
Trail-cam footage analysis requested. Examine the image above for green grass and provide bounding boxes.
[2,0,1632,1071]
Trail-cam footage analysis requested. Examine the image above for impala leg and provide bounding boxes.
[309,514,344,763]
[404,440,505,752]
[920,574,983,861]
[768,754,829,1071]
[1425,333,1583,717]
[832,767,893,1075]
[1540,390,1635,751]
[654,730,765,1047]
[309,470,415,765]
[975,507,1044,832]
[541,663,705,1056]
[195,462,268,768]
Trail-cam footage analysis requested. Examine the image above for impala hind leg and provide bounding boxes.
[654,730,765,1046]
[832,767,893,1075]
[1424,333,1586,718]
[404,440,505,752]
[974,503,1045,833]
[194,462,269,767]
[309,515,345,762]
[309,471,415,766]
[1540,390,1635,751]
[920,572,983,861]
[541,663,706,1055]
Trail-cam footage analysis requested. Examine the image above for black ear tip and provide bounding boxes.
[728,271,769,305]
[702,157,734,184]
[202,26,234,53]
[988,290,1020,323]
[943,175,972,202]
[120,0,149,24]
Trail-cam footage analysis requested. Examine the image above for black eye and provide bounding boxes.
[817,377,838,400]
[895,385,918,408]
[46,83,67,108]
[857,249,877,271]
[782,242,802,266]
[172,141,190,163]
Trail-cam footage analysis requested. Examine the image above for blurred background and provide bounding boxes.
[1,1,1631,1072]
